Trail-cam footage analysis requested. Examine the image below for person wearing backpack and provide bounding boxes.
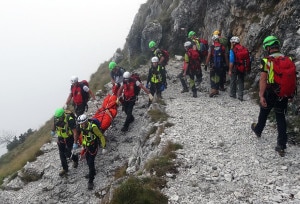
[117,71,154,132]
[64,76,96,117]
[251,36,296,157]
[213,30,229,91]
[108,61,125,95]
[146,56,167,101]
[182,41,201,97]
[228,36,251,101]
[149,41,170,83]
[205,35,228,97]
[188,31,208,84]
[188,30,209,64]
[51,108,79,177]
[77,114,107,190]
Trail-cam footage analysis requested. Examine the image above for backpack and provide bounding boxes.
[161,49,170,66]
[89,118,101,130]
[212,44,224,69]
[187,49,201,71]
[266,56,296,98]
[233,44,251,73]
[199,39,209,56]
[131,73,142,96]
[79,80,90,104]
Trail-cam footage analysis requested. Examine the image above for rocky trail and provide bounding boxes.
[1,58,300,204]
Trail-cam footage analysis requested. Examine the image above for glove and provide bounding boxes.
[51,131,55,137]
[63,104,67,110]
[204,65,208,71]
[146,83,149,89]
[148,93,154,101]
[102,148,107,154]
[73,143,78,150]
[160,84,165,91]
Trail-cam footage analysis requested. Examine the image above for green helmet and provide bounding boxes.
[108,61,117,71]
[54,108,64,118]
[263,36,280,50]
[188,31,196,38]
[149,41,156,49]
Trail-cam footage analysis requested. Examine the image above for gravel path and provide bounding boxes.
[160,61,300,203]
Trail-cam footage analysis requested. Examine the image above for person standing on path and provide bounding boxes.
[117,71,153,132]
[108,61,125,95]
[51,108,79,177]
[77,114,107,190]
[228,36,250,101]
[251,36,296,157]
[146,56,167,100]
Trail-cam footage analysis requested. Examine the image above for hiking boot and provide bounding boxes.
[88,182,94,190]
[181,88,189,93]
[121,126,129,132]
[73,161,78,168]
[192,92,197,98]
[209,89,219,97]
[230,95,236,99]
[238,97,243,102]
[251,123,261,137]
[275,146,285,157]
[59,169,68,177]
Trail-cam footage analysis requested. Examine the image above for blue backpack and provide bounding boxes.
[213,45,224,70]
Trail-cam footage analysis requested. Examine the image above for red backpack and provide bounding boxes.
[233,44,251,73]
[188,49,201,70]
[266,56,296,98]
[71,80,90,104]
[130,73,142,96]
[161,49,169,65]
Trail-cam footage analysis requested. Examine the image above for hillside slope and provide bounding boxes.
[1,58,300,203]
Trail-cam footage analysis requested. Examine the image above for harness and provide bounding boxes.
[55,114,73,139]
[150,66,162,83]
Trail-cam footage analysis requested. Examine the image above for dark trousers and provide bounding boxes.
[254,90,288,149]
[123,99,136,128]
[220,66,227,89]
[230,70,245,99]
[74,103,87,117]
[150,82,163,99]
[210,67,222,90]
[178,69,197,93]
[85,141,98,183]
[57,136,78,171]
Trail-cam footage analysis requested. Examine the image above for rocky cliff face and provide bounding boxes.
[126,0,300,68]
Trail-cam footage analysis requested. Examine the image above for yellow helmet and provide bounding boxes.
[213,30,220,36]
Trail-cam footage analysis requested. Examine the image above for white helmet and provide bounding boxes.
[212,35,219,42]
[184,41,192,47]
[70,76,78,85]
[151,56,159,63]
[77,114,88,124]
[230,36,240,43]
[123,71,131,79]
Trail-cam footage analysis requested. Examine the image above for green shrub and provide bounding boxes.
[110,176,168,204]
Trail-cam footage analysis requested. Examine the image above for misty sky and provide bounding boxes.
[0,0,147,137]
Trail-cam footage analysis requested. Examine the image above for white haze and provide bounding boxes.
[0,0,147,139]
